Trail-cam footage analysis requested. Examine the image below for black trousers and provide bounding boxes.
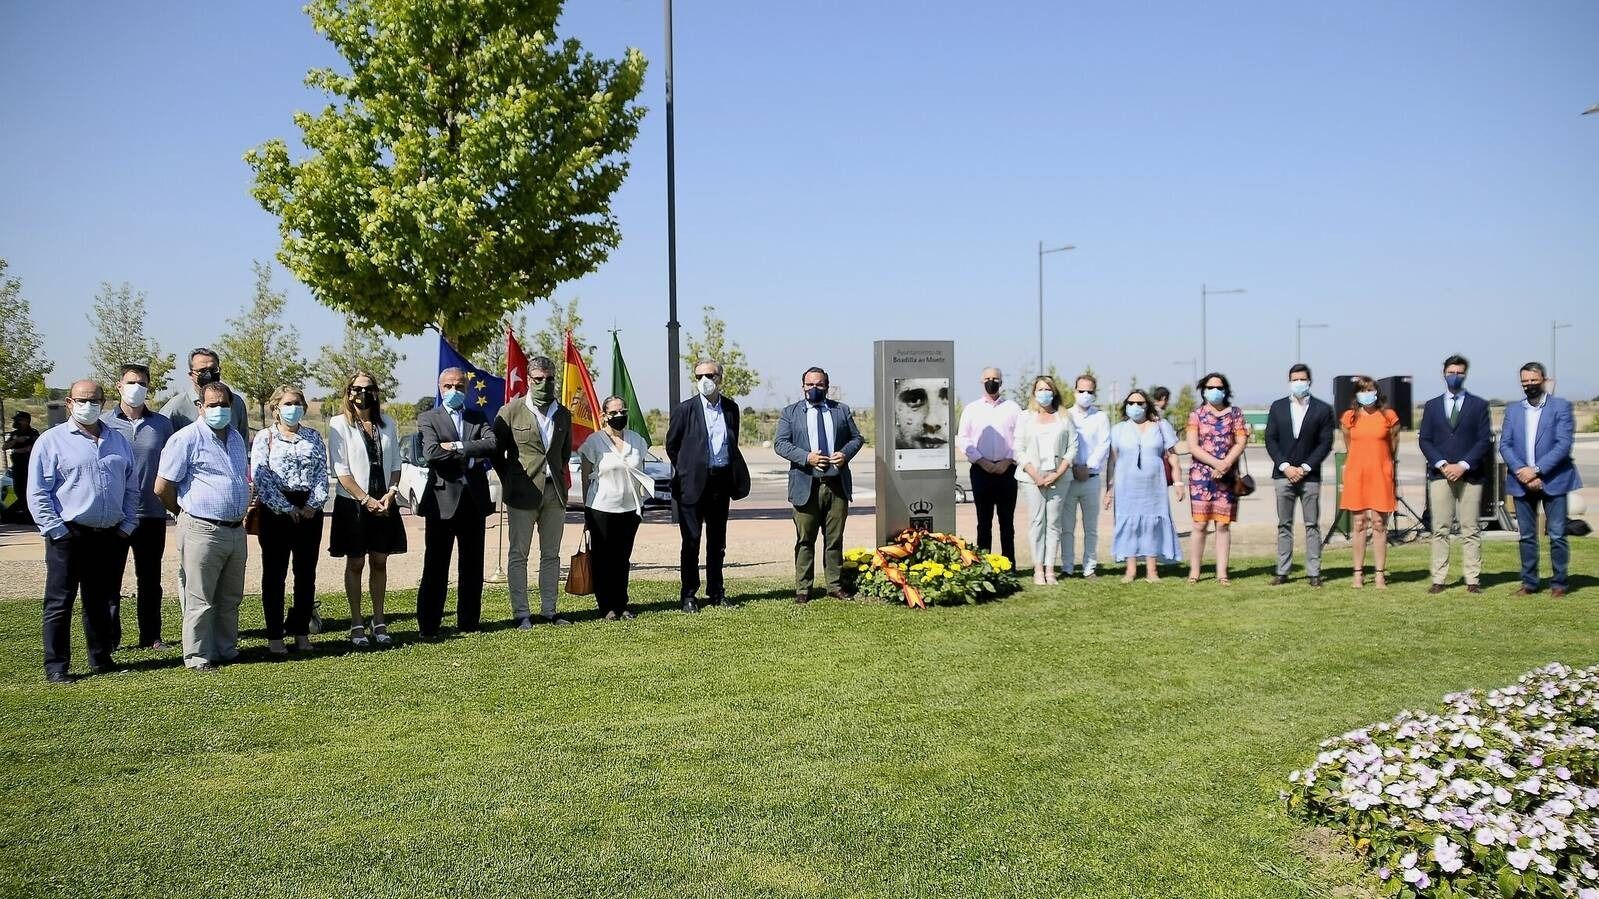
[970,462,1019,561]
[677,468,733,601]
[418,493,487,636]
[587,507,640,614]
[258,507,325,640]
[43,525,121,675]
[109,517,167,647]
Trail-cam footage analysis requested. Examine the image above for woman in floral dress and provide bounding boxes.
[1186,372,1249,584]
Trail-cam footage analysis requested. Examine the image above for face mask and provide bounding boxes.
[982,379,1001,396]
[1034,390,1054,407]
[1075,390,1095,409]
[1125,404,1147,422]
[442,388,466,411]
[280,404,306,425]
[70,401,102,425]
[1356,391,1378,407]
[697,376,718,398]
[1444,374,1466,392]
[1289,380,1311,399]
[193,366,220,388]
[350,390,370,408]
[1204,387,1226,405]
[1523,383,1544,402]
[606,412,629,431]
[530,381,554,404]
[203,406,232,429]
[120,383,149,408]
[805,386,827,404]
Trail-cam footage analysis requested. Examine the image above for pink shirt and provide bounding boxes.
[955,395,1021,464]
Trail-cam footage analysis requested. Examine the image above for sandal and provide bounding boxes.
[1352,569,1365,589]
[350,625,369,647]
[372,623,392,646]
[1374,570,1388,590]
[1186,575,1200,584]
[1121,573,1136,584]
[1033,572,1047,586]
[1217,577,1231,587]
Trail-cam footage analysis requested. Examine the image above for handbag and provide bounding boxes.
[243,430,273,536]
[565,528,594,596]
[1230,447,1256,498]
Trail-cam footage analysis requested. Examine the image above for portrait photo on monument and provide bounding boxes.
[892,377,950,470]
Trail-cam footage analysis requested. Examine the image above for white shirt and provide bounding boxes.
[1068,406,1110,472]
[525,395,557,451]
[578,430,650,514]
[1524,398,1545,472]
[807,402,838,477]
[955,395,1021,463]
[1031,417,1065,471]
[1278,394,1310,473]
[1433,391,1471,471]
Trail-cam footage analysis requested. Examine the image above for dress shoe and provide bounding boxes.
[1427,584,1446,595]
[620,610,636,620]
[90,665,127,677]
[516,617,535,630]
[145,640,172,651]
[541,615,573,627]
[826,588,852,600]
[1511,586,1538,597]
[603,611,619,621]
[682,598,700,613]
[1308,576,1323,588]
[1465,584,1483,595]
[795,591,811,604]
[1551,587,1568,599]
[191,663,220,674]
[712,596,734,609]
[1270,575,1288,586]
[45,671,73,685]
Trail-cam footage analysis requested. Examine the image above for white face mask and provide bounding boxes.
[1075,390,1095,409]
[71,401,102,425]
[697,376,718,398]
[120,383,149,408]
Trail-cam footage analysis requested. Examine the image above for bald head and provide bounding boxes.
[68,379,103,402]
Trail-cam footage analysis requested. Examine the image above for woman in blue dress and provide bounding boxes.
[1103,389,1184,582]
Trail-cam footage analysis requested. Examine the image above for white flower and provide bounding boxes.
[1431,836,1464,873]
[1506,848,1535,871]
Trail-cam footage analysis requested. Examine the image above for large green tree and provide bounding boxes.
[314,322,404,407]
[86,282,177,395]
[246,0,648,355]
[684,306,760,400]
[530,297,593,398]
[216,261,314,428]
[0,259,55,427]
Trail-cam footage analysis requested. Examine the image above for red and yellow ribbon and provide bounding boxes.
[870,528,981,609]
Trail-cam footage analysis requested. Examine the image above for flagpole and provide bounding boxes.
[485,319,511,584]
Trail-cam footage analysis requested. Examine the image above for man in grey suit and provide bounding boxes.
[492,356,573,627]
[158,347,250,437]
[417,367,498,637]
[774,367,865,603]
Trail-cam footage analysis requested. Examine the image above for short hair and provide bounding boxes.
[802,366,829,386]
[693,359,723,376]
[438,367,466,383]
[189,347,220,368]
[980,366,1002,379]
[1443,354,1469,371]
[1198,372,1233,404]
[1520,361,1547,377]
[1150,386,1170,403]
[1075,372,1098,391]
[1347,375,1385,411]
[528,355,557,375]
[200,381,233,404]
[1027,375,1062,413]
[1288,363,1312,380]
[120,363,150,380]
[269,385,307,413]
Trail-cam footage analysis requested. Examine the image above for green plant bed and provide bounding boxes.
[1,541,1596,898]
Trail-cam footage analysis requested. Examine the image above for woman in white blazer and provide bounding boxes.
[325,371,406,647]
[1014,375,1080,584]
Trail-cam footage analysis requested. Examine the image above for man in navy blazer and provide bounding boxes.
[1499,361,1582,597]
[1264,364,1336,586]
[416,367,500,637]
[1417,354,1494,594]
[774,366,864,603]
[665,360,751,613]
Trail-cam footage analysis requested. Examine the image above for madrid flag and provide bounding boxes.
[505,327,529,402]
[562,331,600,446]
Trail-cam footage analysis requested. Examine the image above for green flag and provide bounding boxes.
[611,332,651,443]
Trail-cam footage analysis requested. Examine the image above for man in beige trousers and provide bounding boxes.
[493,356,573,627]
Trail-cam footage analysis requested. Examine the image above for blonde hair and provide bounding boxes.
[1027,375,1063,413]
[340,371,387,425]
[269,385,307,420]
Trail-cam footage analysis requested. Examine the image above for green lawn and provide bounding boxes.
[1,540,1595,899]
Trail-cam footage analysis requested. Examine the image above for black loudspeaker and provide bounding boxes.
[1332,375,1363,418]
[1379,376,1414,430]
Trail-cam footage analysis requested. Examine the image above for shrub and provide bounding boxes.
[842,529,1018,608]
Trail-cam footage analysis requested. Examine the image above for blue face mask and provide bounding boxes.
[1356,391,1378,407]
[1124,404,1147,422]
[805,386,827,403]
[1035,390,1054,407]
[1204,387,1226,405]
[442,388,466,411]
[1444,373,1465,392]
[1289,380,1311,399]
[203,406,232,429]
[280,404,305,425]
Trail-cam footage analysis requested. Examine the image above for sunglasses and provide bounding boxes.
[529,375,552,384]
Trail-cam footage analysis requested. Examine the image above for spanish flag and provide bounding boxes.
[562,331,600,446]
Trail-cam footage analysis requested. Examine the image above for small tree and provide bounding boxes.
[246,0,647,356]
[216,261,313,428]
[684,306,760,399]
[530,298,594,397]
[472,312,530,379]
[1171,385,1198,436]
[1011,363,1065,407]
[0,259,54,428]
[314,323,404,401]
[87,282,177,395]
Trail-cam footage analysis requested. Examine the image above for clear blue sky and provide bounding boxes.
[3,1,1596,411]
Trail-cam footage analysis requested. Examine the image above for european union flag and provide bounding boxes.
[437,337,506,420]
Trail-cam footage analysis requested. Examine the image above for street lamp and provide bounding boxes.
[1173,358,1197,386]
[1552,321,1572,394]
[1200,284,1246,375]
[1295,319,1328,364]
[1037,241,1076,374]
[663,0,681,402]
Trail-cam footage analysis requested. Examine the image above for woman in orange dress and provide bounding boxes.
[1339,375,1401,589]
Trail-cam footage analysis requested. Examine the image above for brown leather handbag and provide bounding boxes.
[243,431,272,535]
[564,529,594,596]
[1230,448,1256,498]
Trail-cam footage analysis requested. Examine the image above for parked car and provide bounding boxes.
[395,431,503,513]
[566,450,674,510]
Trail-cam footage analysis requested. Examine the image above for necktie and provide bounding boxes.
[814,406,830,457]
[1448,397,1460,429]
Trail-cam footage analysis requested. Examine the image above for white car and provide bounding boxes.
[396,431,503,513]
[566,450,675,510]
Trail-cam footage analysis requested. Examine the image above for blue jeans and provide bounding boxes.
[1513,491,1568,590]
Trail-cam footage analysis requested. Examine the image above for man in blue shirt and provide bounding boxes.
[26,379,140,683]
[156,382,251,672]
[101,363,175,649]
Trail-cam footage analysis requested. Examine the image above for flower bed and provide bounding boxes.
[842,529,1018,609]
[1284,663,1599,898]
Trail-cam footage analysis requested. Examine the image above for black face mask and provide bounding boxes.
[194,366,220,388]
[606,413,629,431]
[982,379,1001,396]
[1524,383,1544,401]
